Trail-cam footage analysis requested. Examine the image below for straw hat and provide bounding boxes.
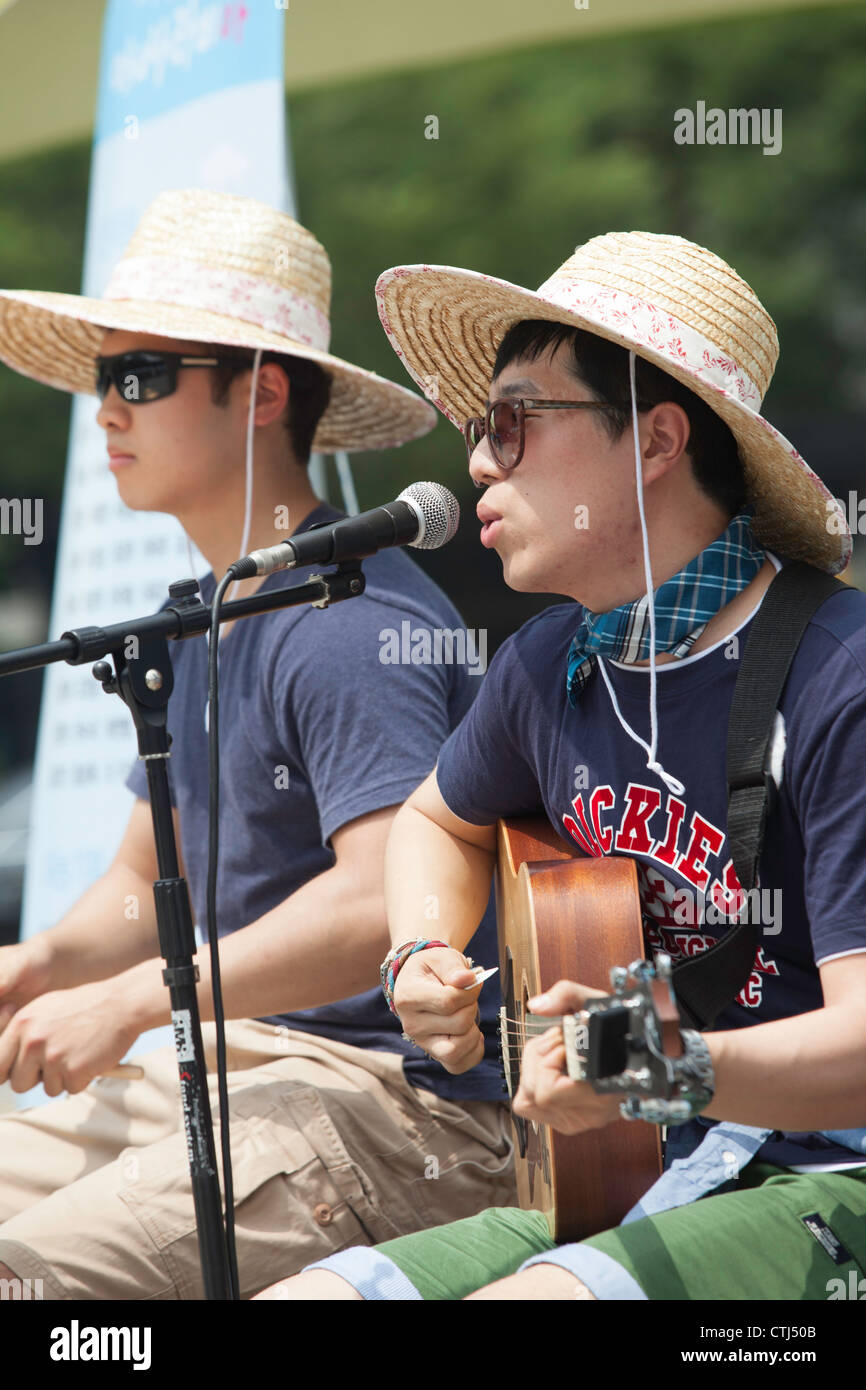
[376,231,850,572]
[0,188,436,453]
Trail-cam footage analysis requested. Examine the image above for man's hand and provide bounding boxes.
[0,937,56,1032]
[0,979,141,1096]
[392,946,485,1074]
[513,979,621,1135]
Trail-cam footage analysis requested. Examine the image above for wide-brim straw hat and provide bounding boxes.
[376,231,850,573]
[0,188,436,453]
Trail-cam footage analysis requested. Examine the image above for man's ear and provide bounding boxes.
[641,401,691,481]
[252,361,290,428]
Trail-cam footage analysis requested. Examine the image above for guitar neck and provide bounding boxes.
[504,1012,567,1035]
[500,1009,589,1086]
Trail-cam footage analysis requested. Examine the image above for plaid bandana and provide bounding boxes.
[566,508,765,706]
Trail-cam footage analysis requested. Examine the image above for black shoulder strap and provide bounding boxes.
[672,561,850,1030]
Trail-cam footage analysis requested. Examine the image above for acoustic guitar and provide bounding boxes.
[495,817,664,1242]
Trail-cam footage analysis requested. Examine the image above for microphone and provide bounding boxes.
[227,482,460,580]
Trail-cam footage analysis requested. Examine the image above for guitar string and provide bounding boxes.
[500,1017,569,1028]
[498,1018,571,1047]
[499,1025,565,1037]
[500,1015,567,1031]
[498,1032,564,1038]
[497,1023,567,1034]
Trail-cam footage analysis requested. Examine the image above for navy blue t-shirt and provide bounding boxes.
[127,503,501,1101]
[435,558,866,1162]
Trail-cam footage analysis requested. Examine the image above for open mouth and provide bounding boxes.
[477,503,503,548]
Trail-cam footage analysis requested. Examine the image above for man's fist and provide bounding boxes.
[392,946,486,1074]
[0,979,140,1096]
[512,979,620,1135]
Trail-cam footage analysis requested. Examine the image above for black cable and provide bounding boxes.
[206,571,240,1300]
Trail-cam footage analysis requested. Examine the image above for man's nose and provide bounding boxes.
[469,438,504,490]
[96,384,131,430]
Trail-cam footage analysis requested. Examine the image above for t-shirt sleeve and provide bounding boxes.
[275,599,463,844]
[788,667,866,965]
[435,627,544,825]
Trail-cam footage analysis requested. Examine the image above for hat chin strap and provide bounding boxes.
[228,347,263,606]
[197,347,264,737]
[595,350,685,800]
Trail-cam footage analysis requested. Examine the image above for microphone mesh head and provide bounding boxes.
[398,482,460,550]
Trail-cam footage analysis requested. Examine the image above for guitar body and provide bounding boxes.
[495,817,662,1242]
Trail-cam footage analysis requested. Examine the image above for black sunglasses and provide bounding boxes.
[95,351,248,404]
[464,396,651,472]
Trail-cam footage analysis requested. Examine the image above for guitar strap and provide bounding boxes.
[671,560,853,1031]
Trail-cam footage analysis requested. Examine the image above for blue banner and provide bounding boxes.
[22,0,290,1085]
[97,0,285,141]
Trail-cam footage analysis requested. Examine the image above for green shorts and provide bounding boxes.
[374,1163,866,1300]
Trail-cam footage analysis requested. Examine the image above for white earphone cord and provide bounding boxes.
[229,346,262,605]
[596,352,685,800]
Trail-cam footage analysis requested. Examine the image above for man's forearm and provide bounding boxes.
[384,802,495,952]
[109,861,393,1033]
[707,1005,866,1131]
[38,864,161,991]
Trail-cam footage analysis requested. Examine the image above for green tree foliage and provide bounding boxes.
[290,4,866,504]
[0,146,89,589]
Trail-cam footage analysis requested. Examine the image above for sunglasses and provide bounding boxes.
[464,397,649,472]
[95,351,248,404]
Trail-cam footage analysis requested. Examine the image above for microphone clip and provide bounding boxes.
[308,560,366,609]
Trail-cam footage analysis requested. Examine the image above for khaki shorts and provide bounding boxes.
[0,1021,515,1300]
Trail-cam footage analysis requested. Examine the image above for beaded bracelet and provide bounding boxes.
[379,938,422,997]
[380,938,456,1014]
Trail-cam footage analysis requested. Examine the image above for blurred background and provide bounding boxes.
[0,0,864,945]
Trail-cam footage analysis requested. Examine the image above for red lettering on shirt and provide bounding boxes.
[647,921,779,1010]
[676,812,725,890]
[645,924,711,960]
[709,860,747,916]
[589,786,614,853]
[613,782,661,856]
[654,794,686,866]
[639,863,697,931]
[736,946,781,1008]
[563,794,603,856]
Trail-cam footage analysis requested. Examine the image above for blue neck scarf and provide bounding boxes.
[566,509,765,706]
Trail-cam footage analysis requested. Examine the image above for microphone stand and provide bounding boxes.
[0,561,365,1300]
